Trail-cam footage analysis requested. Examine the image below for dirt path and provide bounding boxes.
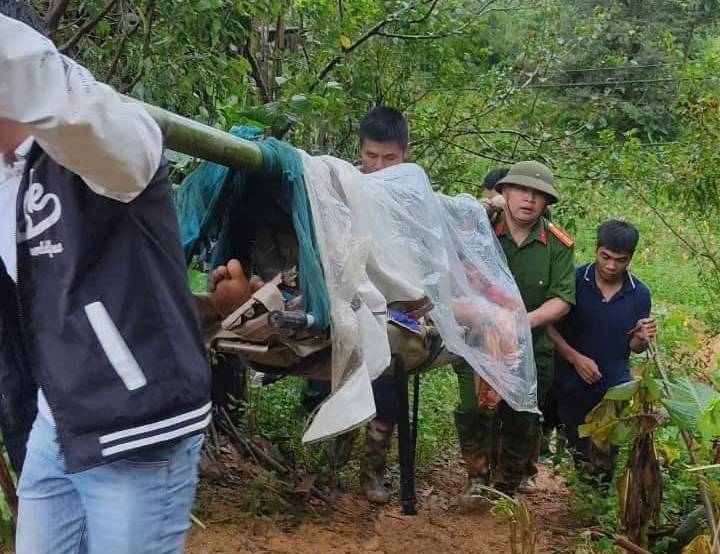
[698,332,720,372]
[186,461,571,554]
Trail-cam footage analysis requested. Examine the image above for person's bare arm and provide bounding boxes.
[548,324,602,385]
[0,14,162,203]
[527,297,570,329]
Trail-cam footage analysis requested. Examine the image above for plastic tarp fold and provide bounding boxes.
[361,163,537,413]
[299,154,394,442]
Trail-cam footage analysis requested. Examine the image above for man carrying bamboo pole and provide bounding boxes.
[0,3,210,553]
[293,106,411,503]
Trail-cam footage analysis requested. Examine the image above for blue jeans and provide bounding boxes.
[16,415,204,554]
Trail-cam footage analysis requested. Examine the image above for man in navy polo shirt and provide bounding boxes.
[549,220,656,477]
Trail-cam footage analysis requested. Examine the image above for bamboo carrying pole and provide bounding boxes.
[123,96,264,171]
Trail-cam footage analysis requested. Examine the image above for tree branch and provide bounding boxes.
[312,1,420,88]
[404,0,442,25]
[614,535,655,554]
[382,0,498,39]
[436,137,515,164]
[450,127,539,145]
[45,0,73,35]
[625,181,699,256]
[313,0,497,87]
[377,23,465,40]
[424,94,462,172]
[119,0,157,93]
[60,0,120,53]
[512,87,539,157]
[105,21,140,82]
[245,44,272,104]
[314,18,394,85]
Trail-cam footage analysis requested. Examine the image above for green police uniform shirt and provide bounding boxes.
[495,217,575,371]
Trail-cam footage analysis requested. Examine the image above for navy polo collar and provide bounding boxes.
[583,263,636,301]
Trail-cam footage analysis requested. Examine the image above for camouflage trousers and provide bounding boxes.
[360,418,395,479]
[453,358,553,494]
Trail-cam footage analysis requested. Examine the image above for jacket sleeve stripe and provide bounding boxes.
[100,412,210,457]
[85,302,147,391]
[99,401,212,444]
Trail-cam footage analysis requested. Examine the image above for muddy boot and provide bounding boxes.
[458,477,492,511]
[455,411,494,510]
[520,433,542,494]
[333,428,360,467]
[517,474,537,494]
[360,418,394,504]
[495,408,541,497]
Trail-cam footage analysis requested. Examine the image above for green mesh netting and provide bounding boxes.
[174,126,330,331]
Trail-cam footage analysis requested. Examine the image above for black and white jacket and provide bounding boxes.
[0,15,211,473]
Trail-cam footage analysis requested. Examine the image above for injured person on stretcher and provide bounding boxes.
[201,249,521,391]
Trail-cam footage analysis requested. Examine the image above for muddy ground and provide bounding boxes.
[187,460,573,554]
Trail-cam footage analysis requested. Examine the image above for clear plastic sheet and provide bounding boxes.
[360,163,538,413]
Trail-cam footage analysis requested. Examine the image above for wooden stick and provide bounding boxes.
[59,0,121,53]
[216,408,330,503]
[615,535,655,554]
[190,512,207,529]
[219,408,286,474]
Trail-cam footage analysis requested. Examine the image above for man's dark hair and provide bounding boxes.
[597,220,639,254]
[0,1,47,35]
[483,167,509,191]
[359,106,409,149]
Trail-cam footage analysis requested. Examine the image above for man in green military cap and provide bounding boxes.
[454,160,575,506]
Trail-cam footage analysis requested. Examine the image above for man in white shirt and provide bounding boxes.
[1,3,211,553]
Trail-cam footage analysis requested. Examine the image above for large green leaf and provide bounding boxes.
[577,397,632,447]
[605,379,641,401]
[662,377,719,433]
[642,371,663,402]
[697,396,720,446]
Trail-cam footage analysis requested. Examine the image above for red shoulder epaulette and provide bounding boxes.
[547,222,574,248]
